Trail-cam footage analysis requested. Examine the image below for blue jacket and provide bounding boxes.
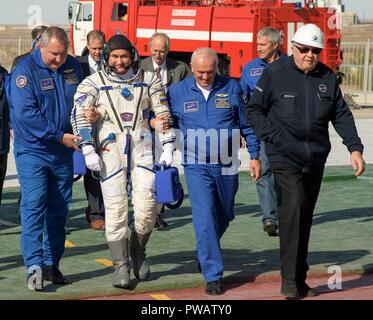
[7,48,83,153]
[240,57,267,98]
[167,74,260,165]
[240,53,284,98]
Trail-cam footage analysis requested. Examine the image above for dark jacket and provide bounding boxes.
[11,52,30,72]
[247,56,363,171]
[141,56,191,87]
[0,66,9,155]
[78,54,91,78]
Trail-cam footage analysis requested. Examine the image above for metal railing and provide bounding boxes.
[1,36,372,104]
[0,37,31,71]
[340,40,373,105]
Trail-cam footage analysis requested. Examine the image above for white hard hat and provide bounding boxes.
[292,24,324,49]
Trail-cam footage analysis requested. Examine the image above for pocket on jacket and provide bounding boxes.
[315,94,334,120]
[278,92,299,119]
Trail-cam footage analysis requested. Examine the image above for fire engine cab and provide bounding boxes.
[68,0,341,77]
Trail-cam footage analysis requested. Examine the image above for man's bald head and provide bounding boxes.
[191,48,218,89]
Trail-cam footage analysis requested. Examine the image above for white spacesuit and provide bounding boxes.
[71,35,175,289]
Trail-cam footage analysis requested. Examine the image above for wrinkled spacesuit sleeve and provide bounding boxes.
[71,77,99,145]
[10,64,64,143]
[149,81,176,145]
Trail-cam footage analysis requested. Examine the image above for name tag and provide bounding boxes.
[250,68,263,77]
[215,97,230,108]
[40,78,54,90]
[184,101,198,113]
[120,112,133,122]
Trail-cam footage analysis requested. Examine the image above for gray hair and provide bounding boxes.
[41,26,70,48]
[31,25,48,40]
[191,47,218,68]
[257,27,282,45]
[150,32,170,51]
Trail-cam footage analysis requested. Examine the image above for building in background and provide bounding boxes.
[317,0,357,26]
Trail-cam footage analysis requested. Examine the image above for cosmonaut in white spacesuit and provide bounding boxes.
[71,34,175,289]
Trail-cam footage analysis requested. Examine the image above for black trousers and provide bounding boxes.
[270,161,324,283]
[84,124,104,216]
[0,153,7,204]
[83,169,105,215]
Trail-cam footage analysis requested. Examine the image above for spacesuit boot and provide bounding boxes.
[130,231,151,281]
[107,238,130,289]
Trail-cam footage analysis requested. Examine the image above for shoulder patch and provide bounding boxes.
[75,94,88,106]
[16,75,28,88]
[40,78,55,90]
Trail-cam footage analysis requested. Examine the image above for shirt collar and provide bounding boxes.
[88,54,99,72]
[152,58,166,71]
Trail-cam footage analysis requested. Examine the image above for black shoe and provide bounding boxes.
[263,220,278,237]
[281,279,299,298]
[205,280,222,295]
[43,265,70,285]
[298,282,319,297]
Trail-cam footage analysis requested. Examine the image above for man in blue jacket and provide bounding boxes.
[240,27,283,236]
[7,26,83,291]
[167,48,261,295]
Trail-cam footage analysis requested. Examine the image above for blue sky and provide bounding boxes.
[0,0,371,26]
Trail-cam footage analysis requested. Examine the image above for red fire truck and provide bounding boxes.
[68,0,341,77]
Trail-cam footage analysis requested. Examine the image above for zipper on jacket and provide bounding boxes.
[304,73,312,165]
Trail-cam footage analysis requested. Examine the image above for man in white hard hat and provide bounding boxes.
[247,24,365,298]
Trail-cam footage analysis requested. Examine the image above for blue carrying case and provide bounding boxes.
[155,166,183,208]
[73,151,87,175]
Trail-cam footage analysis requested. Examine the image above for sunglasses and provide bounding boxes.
[295,45,322,55]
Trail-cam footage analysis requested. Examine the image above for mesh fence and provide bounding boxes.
[0,38,32,71]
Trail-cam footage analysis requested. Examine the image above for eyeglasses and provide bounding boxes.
[295,45,322,55]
